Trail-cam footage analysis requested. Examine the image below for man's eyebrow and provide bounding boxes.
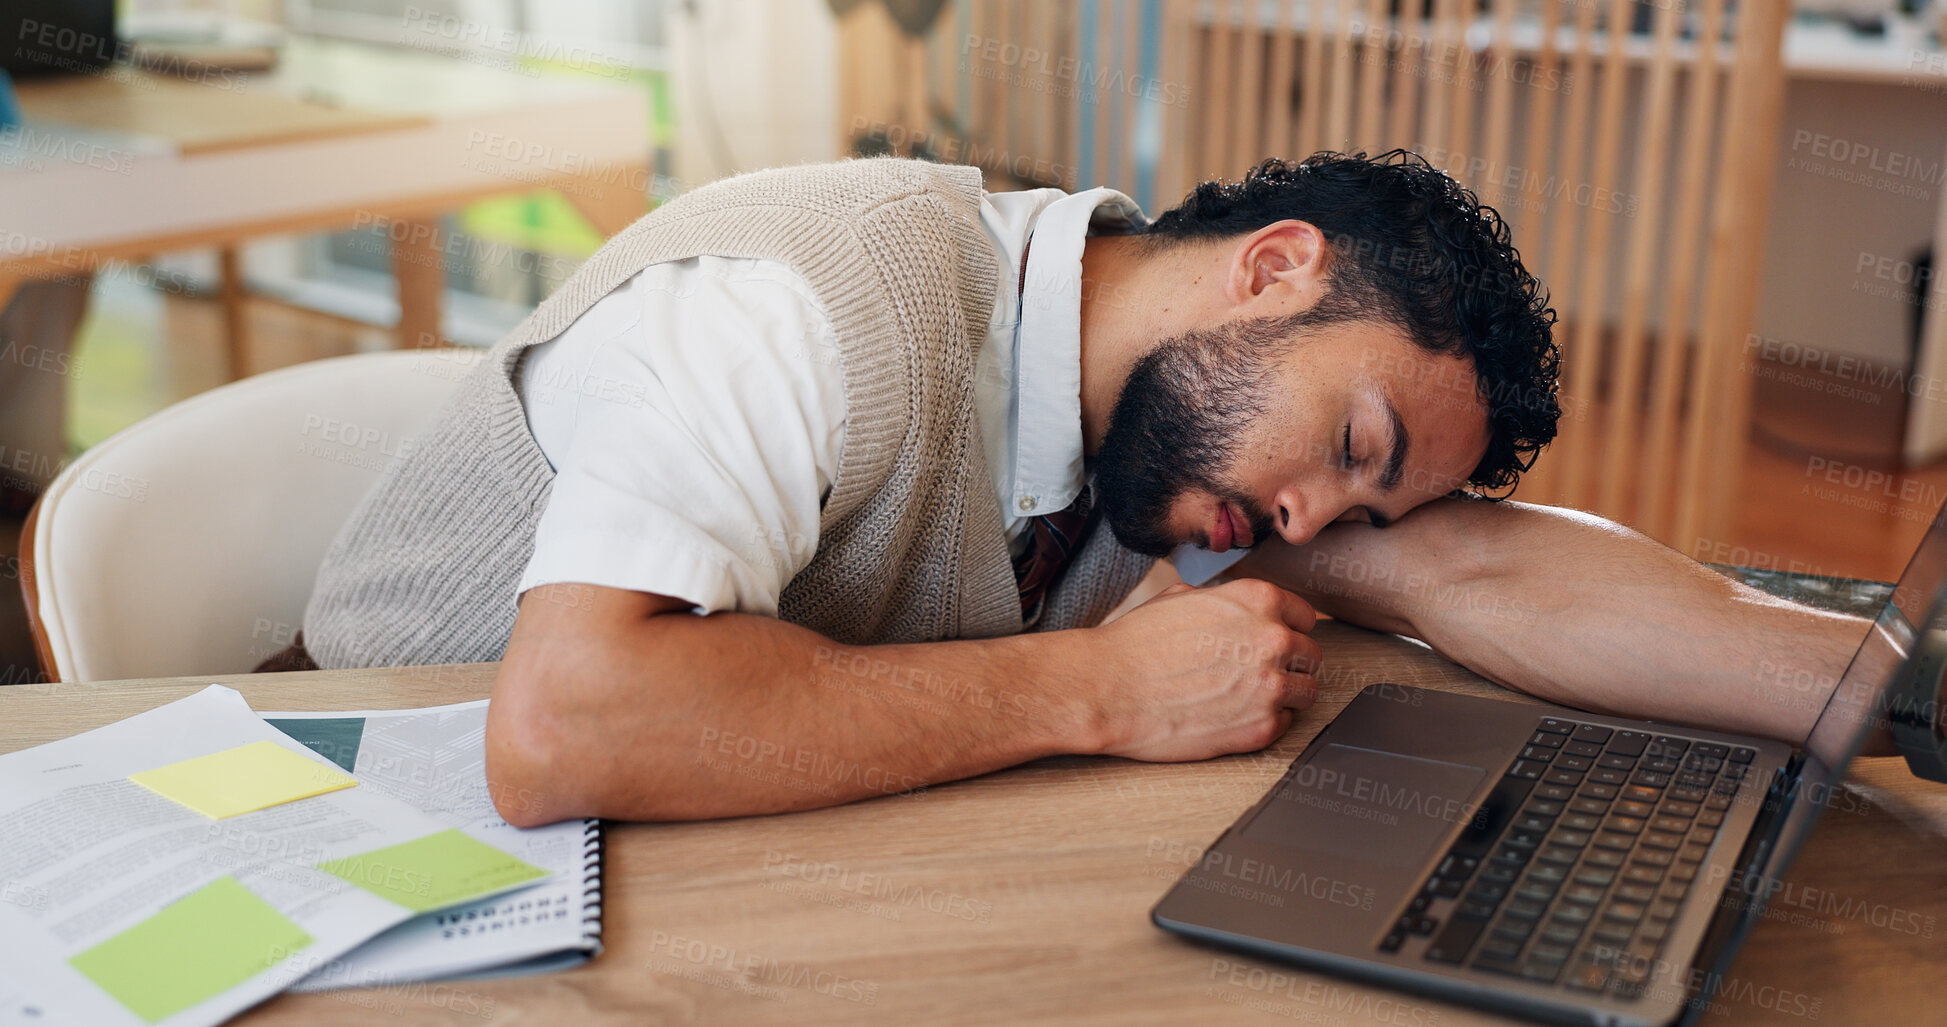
[1380,397,1409,493]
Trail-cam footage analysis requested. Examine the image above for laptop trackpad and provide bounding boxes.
[1241,743,1487,867]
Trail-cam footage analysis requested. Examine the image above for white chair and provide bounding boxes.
[20,348,475,681]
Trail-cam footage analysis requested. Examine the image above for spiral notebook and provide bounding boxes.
[259,700,603,988]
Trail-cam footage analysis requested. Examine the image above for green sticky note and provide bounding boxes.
[317,828,547,913]
[130,740,357,819]
[69,876,313,1023]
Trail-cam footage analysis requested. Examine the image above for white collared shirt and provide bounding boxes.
[517,186,1241,616]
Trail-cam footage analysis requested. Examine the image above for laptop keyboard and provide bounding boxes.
[1377,717,1756,998]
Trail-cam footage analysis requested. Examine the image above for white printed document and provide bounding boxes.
[0,686,551,1027]
[263,701,602,990]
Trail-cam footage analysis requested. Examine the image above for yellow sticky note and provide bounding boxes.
[130,740,356,819]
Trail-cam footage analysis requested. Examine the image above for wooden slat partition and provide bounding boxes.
[1117,0,1141,189]
[1324,0,1356,151]
[1676,1,1791,550]
[1442,0,1476,187]
[1523,0,1603,506]
[1156,0,1179,200]
[1476,0,1516,210]
[1596,0,1681,517]
[1264,0,1299,161]
[1640,0,1729,540]
[1513,0,1565,219]
[1556,0,1635,507]
[1090,0,1115,188]
[982,1,1007,159]
[1059,0,1074,183]
[1232,0,1267,175]
[1200,0,1231,182]
[1353,0,1387,153]
[1419,0,1454,158]
[1298,0,1330,157]
[1384,0,1426,155]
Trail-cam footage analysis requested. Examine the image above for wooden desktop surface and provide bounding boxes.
[13,70,428,156]
[1,621,1940,1025]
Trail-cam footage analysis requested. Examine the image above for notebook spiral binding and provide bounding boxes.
[579,818,606,957]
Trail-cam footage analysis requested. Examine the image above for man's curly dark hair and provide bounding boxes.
[1142,150,1561,494]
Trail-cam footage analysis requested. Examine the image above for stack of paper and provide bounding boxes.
[264,701,603,989]
[0,686,558,1026]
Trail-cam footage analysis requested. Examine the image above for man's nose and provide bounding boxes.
[1273,488,1327,547]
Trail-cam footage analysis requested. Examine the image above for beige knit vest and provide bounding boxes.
[303,159,1155,669]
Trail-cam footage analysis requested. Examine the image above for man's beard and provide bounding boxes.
[1093,318,1291,559]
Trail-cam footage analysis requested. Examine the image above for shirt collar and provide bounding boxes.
[1008,186,1146,518]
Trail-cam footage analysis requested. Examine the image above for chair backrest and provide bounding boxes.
[21,348,473,682]
[845,0,1789,549]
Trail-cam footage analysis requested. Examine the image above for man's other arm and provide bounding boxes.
[486,578,1321,826]
[1229,498,1873,744]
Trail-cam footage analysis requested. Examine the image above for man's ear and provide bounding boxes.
[1225,219,1329,308]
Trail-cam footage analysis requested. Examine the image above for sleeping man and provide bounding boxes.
[278,152,1867,825]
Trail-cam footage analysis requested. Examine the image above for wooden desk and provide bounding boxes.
[0,38,650,374]
[1,622,1941,1025]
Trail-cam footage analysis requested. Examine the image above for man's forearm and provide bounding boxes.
[486,596,1101,825]
[1232,499,1873,743]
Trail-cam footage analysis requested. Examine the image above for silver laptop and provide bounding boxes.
[1153,503,1947,1026]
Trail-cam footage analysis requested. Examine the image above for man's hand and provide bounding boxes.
[1084,579,1321,762]
[487,577,1331,825]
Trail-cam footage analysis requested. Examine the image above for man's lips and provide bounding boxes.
[1209,502,1253,553]
[1228,503,1254,548]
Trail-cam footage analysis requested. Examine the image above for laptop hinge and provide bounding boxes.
[1671,756,1800,1026]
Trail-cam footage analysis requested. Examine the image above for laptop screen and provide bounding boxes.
[1763,497,1947,872]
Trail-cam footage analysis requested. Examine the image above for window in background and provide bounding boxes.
[272,0,676,346]
[65,0,675,450]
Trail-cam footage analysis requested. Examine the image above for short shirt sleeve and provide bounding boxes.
[515,257,848,617]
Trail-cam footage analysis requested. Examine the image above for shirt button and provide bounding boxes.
[1017,496,1036,512]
